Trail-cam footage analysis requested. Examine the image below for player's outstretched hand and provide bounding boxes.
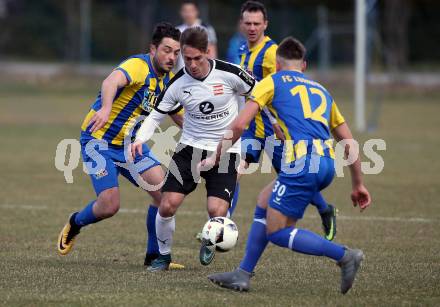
[197,155,217,173]
[130,140,143,161]
[351,184,371,212]
[273,123,286,141]
[88,107,111,133]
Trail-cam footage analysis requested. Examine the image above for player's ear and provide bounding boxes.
[301,61,307,72]
[150,43,157,56]
[239,18,245,28]
[276,58,281,72]
[263,20,268,31]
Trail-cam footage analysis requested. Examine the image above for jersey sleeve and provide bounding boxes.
[176,107,184,116]
[262,45,277,78]
[154,87,179,114]
[233,65,256,95]
[329,101,345,130]
[154,70,184,114]
[115,58,147,86]
[168,102,184,115]
[249,76,275,109]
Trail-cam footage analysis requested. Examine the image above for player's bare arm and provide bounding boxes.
[332,122,372,211]
[88,70,128,133]
[263,108,286,141]
[169,112,184,128]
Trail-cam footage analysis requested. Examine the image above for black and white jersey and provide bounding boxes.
[155,59,255,153]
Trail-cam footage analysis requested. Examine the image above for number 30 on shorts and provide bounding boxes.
[272,180,286,197]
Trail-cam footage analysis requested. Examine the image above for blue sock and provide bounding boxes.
[239,206,269,273]
[268,227,345,261]
[228,183,240,217]
[311,192,329,214]
[74,200,99,227]
[146,205,159,255]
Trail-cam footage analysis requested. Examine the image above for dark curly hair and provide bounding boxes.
[151,22,181,47]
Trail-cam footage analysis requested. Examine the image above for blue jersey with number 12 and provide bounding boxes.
[250,70,345,163]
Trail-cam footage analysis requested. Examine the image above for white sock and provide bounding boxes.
[156,213,175,255]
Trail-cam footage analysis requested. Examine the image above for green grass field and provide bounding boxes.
[0,75,439,306]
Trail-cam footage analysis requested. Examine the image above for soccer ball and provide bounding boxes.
[201,217,239,252]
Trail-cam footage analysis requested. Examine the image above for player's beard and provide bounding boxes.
[152,56,172,75]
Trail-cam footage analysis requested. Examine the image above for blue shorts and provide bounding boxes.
[241,130,284,173]
[80,135,161,196]
[269,155,335,219]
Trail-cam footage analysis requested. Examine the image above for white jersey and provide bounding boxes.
[155,59,255,153]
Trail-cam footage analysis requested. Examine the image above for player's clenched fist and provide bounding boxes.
[88,107,111,133]
[351,184,371,212]
[197,154,217,172]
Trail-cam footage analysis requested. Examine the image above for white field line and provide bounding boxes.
[0,204,438,224]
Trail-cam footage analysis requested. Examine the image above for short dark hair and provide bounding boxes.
[277,37,306,61]
[180,27,208,52]
[240,0,268,20]
[151,22,181,47]
[182,0,198,9]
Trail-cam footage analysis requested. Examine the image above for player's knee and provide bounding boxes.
[206,195,228,217]
[98,189,120,217]
[105,201,120,217]
[101,200,120,218]
[159,199,177,217]
[207,206,222,218]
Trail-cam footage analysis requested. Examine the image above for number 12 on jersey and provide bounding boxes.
[290,85,328,126]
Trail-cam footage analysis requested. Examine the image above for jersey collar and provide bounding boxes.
[248,36,271,52]
[281,69,305,77]
[184,59,214,82]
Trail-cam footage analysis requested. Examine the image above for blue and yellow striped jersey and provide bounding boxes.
[81,54,173,146]
[239,36,277,139]
[250,70,345,162]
